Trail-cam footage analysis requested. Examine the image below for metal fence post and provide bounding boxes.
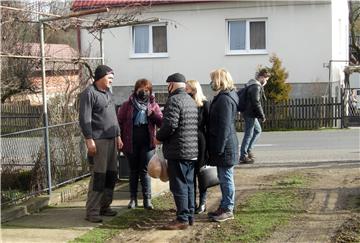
[39,21,52,194]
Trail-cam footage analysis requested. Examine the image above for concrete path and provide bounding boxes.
[1,183,130,243]
[1,129,359,243]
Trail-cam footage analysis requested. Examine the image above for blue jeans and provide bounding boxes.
[217,166,235,211]
[168,159,195,223]
[240,117,262,158]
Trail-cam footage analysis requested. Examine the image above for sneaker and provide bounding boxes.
[212,210,234,222]
[162,219,189,230]
[128,199,138,209]
[239,155,254,164]
[195,203,206,214]
[207,207,225,219]
[85,215,103,223]
[100,208,117,216]
[247,151,255,160]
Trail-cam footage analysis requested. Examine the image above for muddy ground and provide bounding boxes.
[108,161,360,243]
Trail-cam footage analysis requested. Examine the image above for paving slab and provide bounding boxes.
[1,178,169,243]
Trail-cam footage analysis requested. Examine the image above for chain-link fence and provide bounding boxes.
[1,122,88,206]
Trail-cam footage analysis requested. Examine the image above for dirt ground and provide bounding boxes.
[108,161,360,243]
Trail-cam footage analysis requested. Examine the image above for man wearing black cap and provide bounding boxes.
[156,73,198,230]
[79,65,123,223]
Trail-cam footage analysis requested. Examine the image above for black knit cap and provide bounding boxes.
[94,65,114,82]
[166,73,186,83]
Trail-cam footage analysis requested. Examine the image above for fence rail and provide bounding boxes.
[1,104,43,134]
[270,97,341,129]
[236,97,342,131]
[1,122,88,206]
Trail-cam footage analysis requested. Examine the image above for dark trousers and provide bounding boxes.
[86,138,118,217]
[168,159,195,223]
[194,162,207,206]
[125,147,154,199]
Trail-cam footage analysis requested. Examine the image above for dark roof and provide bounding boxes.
[71,0,219,11]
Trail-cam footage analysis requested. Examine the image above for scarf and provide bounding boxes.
[132,97,148,126]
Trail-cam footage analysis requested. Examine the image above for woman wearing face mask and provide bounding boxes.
[117,79,163,210]
[185,80,210,214]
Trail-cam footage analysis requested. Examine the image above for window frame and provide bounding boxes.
[130,23,168,59]
[226,18,268,55]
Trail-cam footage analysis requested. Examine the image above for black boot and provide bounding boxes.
[128,198,138,209]
[143,198,154,210]
[195,202,206,214]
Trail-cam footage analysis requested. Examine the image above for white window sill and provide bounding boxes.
[130,53,169,59]
[226,50,268,56]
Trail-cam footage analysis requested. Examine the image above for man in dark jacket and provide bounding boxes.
[156,73,198,230]
[79,65,123,223]
[239,68,270,163]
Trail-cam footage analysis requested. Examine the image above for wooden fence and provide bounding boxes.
[237,97,342,131]
[1,104,43,134]
[1,97,342,134]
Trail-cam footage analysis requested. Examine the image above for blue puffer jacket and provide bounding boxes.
[207,89,239,167]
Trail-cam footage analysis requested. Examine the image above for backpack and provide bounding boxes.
[236,86,248,112]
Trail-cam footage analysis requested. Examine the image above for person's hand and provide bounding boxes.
[147,109,153,117]
[85,138,96,156]
[260,118,266,123]
[116,136,123,150]
[154,137,162,145]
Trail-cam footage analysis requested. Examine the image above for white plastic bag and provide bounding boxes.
[148,145,168,182]
[148,153,162,179]
[157,145,169,182]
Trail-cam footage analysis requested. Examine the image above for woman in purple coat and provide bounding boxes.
[117,79,163,210]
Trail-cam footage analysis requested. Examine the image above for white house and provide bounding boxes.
[72,0,349,104]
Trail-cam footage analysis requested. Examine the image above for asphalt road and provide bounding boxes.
[237,128,360,163]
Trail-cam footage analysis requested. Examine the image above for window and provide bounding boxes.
[132,24,167,58]
[227,19,267,54]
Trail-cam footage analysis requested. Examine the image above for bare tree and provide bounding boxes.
[1,1,40,103]
[349,1,360,65]
[1,0,152,104]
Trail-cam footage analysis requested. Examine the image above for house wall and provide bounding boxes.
[80,1,345,102]
[329,0,349,99]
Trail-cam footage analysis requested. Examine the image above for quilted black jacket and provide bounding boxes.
[156,88,198,160]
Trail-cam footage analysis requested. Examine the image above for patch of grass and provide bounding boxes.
[1,189,28,206]
[69,228,117,243]
[206,175,307,243]
[346,195,360,212]
[70,192,174,243]
[275,174,307,188]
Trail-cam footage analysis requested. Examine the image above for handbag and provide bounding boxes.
[198,165,219,191]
